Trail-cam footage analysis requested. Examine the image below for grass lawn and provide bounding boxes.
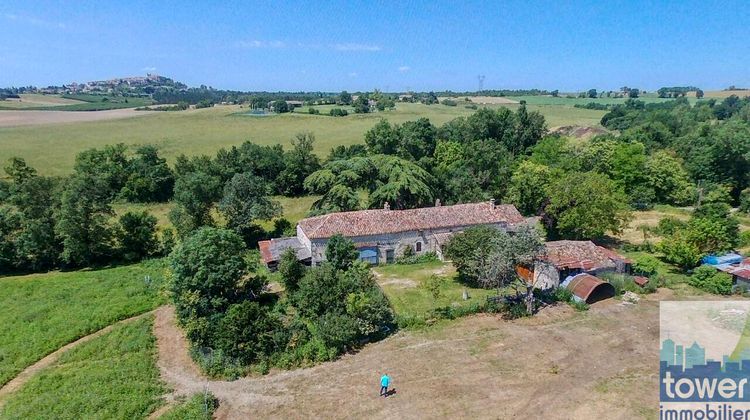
[0,102,605,177]
[372,261,497,320]
[0,260,167,387]
[0,316,166,419]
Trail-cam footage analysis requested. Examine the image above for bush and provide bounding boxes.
[441,99,457,106]
[307,107,320,115]
[465,104,478,110]
[632,255,660,277]
[655,217,687,236]
[741,231,750,248]
[657,234,702,270]
[117,211,158,262]
[397,251,439,265]
[569,300,590,311]
[689,265,733,295]
[329,108,348,117]
[740,188,750,214]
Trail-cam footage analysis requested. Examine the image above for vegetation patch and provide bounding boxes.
[0,260,166,386]
[0,316,165,419]
[160,392,218,420]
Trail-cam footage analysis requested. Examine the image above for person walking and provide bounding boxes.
[380,373,391,397]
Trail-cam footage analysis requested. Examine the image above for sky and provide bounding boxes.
[1,0,749,92]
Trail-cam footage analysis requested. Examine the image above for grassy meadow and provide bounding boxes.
[160,393,218,420]
[373,261,497,322]
[0,102,606,177]
[0,316,165,419]
[0,260,167,387]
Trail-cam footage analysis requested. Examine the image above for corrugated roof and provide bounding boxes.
[541,240,630,270]
[298,202,525,240]
[258,237,311,264]
[566,273,616,304]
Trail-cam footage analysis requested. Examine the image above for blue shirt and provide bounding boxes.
[381,375,390,387]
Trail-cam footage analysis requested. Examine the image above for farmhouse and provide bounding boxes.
[527,240,632,290]
[260,200,526,269]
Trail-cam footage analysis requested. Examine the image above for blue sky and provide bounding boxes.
[1,0,749,92]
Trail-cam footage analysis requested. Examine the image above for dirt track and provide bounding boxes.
[0,109,156,127]
[153,292,666,419]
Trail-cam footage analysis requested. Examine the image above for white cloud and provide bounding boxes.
[398,66,411,73]
[237,40,286,49]
[348,72,358,77]
[332,43,381,52]
[3,13,66,29]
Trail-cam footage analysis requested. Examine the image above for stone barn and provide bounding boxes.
[526,240,632,290]
[259,200,526,269]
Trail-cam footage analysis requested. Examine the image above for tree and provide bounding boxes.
[657,232,702,270]
[644,151,695,206]
[169,171,221,237]
[0,205,20,270]
[587,89,598,98]
[73,144,129,199]
[214,301,282,364]
[170,227,261,323]
[368,155,434,209]
[444,225,503,284]
[398,118,437,161]
[55,174,116,266]
[505,161,557,216]
[325,234,359,271]
[272,100,289,113]
[628,88,640,98]
[740,188,750,214]
[277,132,322,196]
[117,211,158,262]
[278,247,305,292]
[120,145,174,202]
[696,89,704,99]
[218,173,281,234]
[543,171,632,240]
[364,119,400,155]
[353,95,370,113]
[690,265,733,295]
[338,91,352,105]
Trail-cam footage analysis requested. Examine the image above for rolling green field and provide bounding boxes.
[0,260,166,387]
[0,102,606,177]
[0,94,153,111]
[0,316,165,419]
[505,94,682,106]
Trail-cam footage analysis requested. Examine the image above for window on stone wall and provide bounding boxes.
[415,241,422,252]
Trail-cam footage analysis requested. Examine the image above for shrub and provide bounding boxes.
[741,231,750,248]
[441,99,457,106]
[329,108,348,117]
[307,107,320,115]
[117,211,158,262]
[657,234,702,270]
[570,300,590,311]
[740,188,750,214]
[397,251,439,265]
[655,217,687,236]
[689,265,733,295]
[632,255,660,277]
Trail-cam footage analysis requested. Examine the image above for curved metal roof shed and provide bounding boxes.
[565,274,615,304]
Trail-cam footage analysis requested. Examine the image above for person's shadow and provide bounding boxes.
[384,388,397,397]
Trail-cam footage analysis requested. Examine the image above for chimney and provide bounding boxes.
[489,198,496,209]
[435,198,441,207]
[383,201,390,211]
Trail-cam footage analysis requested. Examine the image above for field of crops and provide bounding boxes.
[0,260,167,387]
[0,94,153,111]
[0,102,605,176]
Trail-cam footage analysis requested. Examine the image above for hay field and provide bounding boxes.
[0,108,158,128]
[0,103,606,176]
[703,89,750,98]
[0,94,86,109]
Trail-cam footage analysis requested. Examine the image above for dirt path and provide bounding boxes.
[153,294,665,419]
[0,108,157,127]
[0,310,156,409]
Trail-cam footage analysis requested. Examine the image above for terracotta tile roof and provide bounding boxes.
[298,202,524,240]
[541,240,630,270]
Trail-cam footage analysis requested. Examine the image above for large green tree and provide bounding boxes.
[218,172,281,234]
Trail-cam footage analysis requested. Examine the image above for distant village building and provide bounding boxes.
[259,200,527,270]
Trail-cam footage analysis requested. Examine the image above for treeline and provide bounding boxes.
[0,149,175,273]
[657,86,702,98]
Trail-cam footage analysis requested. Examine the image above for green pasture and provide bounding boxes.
[0,260,167,387]
[0,102,605,177]
[0,94,152,111]
[0,316,165,419]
